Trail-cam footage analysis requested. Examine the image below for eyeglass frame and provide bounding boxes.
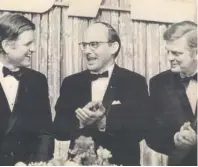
[78,41,113,51]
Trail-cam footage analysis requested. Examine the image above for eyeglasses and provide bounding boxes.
[79,41,111,51]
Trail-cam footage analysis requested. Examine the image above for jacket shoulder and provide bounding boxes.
[61,70,88,85]
[117,67,146,82]
[149,70,176,89]
[22,67,47,80]
[150,70,173,82]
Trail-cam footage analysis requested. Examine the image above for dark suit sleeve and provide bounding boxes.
[34,75,54,162]
[146,78,176,155]
[53,78,79,140]
[106,77,150,142]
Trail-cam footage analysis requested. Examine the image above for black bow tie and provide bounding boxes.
[3,66,22,80]
[180,73,197,85]
[90,71,109,81]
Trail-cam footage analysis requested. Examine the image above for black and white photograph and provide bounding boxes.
[0,0,196,166]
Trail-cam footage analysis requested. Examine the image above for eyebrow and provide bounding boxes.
[165,47,183,53]
[24,40,33,45]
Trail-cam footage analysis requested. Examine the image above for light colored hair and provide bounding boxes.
[163,21,197,50]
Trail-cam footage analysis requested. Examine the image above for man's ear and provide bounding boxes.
[1,39,15,53]
[110,41,119,55]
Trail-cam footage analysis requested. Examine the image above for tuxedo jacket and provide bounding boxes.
[147,70,197,166]
[54,65,149,165]
[0,67,54,166]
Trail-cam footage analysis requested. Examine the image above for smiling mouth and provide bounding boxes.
[171,63,179,67]
[25,55,31,58]
[87,57,97,61]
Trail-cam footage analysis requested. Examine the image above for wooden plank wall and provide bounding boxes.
[0,0,173,165]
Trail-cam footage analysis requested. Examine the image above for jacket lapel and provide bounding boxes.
[102,65,118,115]
[81,71,92,107]
[5,72,28,135]
[172,73,195,122]
[0,83,12,137]
[0,83,11,114]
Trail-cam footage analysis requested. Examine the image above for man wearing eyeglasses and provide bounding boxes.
[54,22,149,165]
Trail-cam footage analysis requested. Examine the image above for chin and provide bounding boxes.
[21,62,31,68]
[87,65,98,72]
[170,68,181,73]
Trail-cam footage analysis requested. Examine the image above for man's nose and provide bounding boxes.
[30,42,36,52]
[168,52,175,61]
[84,45,92,54]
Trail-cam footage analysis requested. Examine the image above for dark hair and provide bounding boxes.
[93,21,121,57]
[0,13,35,52]
[163,21,197,50]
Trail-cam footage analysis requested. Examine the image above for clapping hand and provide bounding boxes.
[174,122,197,150]
[75,101,106,128]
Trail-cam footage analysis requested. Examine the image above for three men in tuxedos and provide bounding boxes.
[54,22,149,165]
[0,14,54,165]
[147,21,197,166]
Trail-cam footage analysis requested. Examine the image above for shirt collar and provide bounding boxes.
[90,63,115,79]
[0,61,20,79]
[180,70,197,79]
[107,63,115,79]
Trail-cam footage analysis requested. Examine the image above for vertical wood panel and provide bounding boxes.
[146,23,160,81]
[48,7,61,119]
[31,14,41,71]
[72,18,82,73]
[61,10,73,78]
[100,0,111,23]
[80,19,89,71]
[119,0,133,71]
[159,24,169,72]
[39,13,49,76]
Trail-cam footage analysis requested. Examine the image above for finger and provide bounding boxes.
[75,108,90,121]
[180,122,190,131]
[76,114,83,121]
[177,132,192,145]
[186,125,196,133]
[76,114,87,125]
[84,101,97,109]
[83,108,101,123]
[76,112,88,122]
[180,130,196,143]
[174,132,181,145]
[98,102,105,113]
[83,108,95,118]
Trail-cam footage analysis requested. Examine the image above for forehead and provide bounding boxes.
[83,24,109,42]
[166,36,189,51]
[16,30,34,43]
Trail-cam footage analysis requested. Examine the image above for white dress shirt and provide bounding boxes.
[91,64,115,131]
[181,73,197,115]
[0,63,19,112]
[186,80,197,115]
[91,64,114,101]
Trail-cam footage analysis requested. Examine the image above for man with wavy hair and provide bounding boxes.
[148,21,197,165]
[0,13,54,165]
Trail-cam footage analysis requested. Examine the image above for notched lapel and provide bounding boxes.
[82,71,92,106]
[6,75,28,135]
[173,74,194,122]
[0,83,11,114]
[102,66,117,115]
